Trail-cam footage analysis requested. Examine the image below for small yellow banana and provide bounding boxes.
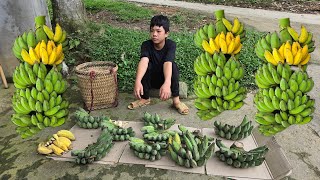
[43,25,54,40]
[209,38,219,53]
[40,47,49,64]
[214,34,220,49]
[293,49,303,65]
[227,39,235,54]
[21,49,34,65]
[40,40,47,55]
[278,43,285,59]
[202,40,214,54]
[58,136,72,149]
[55,43,63,59]
[34,42,41,58]
[220,37,228,54]
[301,45,308,60]
[48,144,64,156]
[291,42,299,56]
[53,23,63,42]
[299,25,308,44]
[54,53,64,65]
[225,32,233,46]
[57,130,75,141]
[272,48,284,64]
[48,47,57,65]
[232,43,242,55]
[47,41,53,56]
[29,47,39,63]
[300,53,310,65]
[284,48,294,65]
[231,18,240,34]
[37,142,53,155]
[264,50,277,65]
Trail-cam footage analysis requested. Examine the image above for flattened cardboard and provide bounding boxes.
[203,128,272,180]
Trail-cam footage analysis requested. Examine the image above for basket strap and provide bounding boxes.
[111,67,118,107]
[89,71,96,113]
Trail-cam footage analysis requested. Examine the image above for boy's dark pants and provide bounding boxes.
[141,62,179,100]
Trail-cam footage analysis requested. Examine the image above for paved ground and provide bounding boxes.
[1,1,320,179]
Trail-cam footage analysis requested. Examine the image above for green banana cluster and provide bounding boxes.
[255,31,282,61]
[74,108,111,129]
[214,115,253,140]
[168,126,215,168]
[143,112,176,130]
[71,129,113,164]
[129,137,166,161]
[194,10,246,50]
[100,119,135,141]
[216,140,268,168]
[194,53,246,120]
[141,125,176,148]
[12,15,68,62]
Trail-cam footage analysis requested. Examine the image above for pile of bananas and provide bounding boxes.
[143,112,176,130]
[194,10,246,50]
[255,18,315,66]
[37,130,75,156]
[100,119,135,141]
[11,16,70,139]
[168,125,215,168]
[215,140,268,168]
[141,125,175,147]
[193,10,247,121]
[129,137,166,161]
[214,115,253,140]
[71,129,113,164]
[254,18,315,136]
[194,53,246,120]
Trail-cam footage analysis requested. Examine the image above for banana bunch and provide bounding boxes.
[20,40,64,66]
[168,126,215,168]
[215,140,268,168]
[12,30,38,61]
[286,25,315,53]
[213,115,253,140]
[74,108,111,129]
[141,125,176,146]
[143,112,176,130]
[37,130,75,155]
[129,137,166,161]
[255,31,282,61]
[43,24,67,44]
[202,32,242,55]
[100,119,135,141]
[194,10,245,49]
[71,129,114,164]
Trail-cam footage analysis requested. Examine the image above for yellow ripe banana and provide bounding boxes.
[47,41,53,56]
[55,43,63,59]
[34,42,41,58]
[227,39,235,54]
[278,43,285,59]
[58,30,67,43]
[57,130,75,140]
[43,25,54,40]
[54,53,64,65]
[301,44,308,59]
[219,36,228,54]
[49,47,57,65]
[50,40,56,49]
[53,139,68,151]
[53,23,63,42]
[233,35,241,50]
[209,38,219,53]
[232,43,242,55]
[21,49,34,65]
[40,40,47,55]
[284,41,291,50]
[40,47,49,64]
[231,18,240,34]
[291,42,300,56]
[214,34,220,49]
[300,53,310,65]
[222,18,233,31]
[202,40,214,54]
[225,32,233,46]
[272,48,284,64]
[293,49,303,65]
[48,144,64,156]
[298,25,308,44]
[58,136,72,149]
[284,48,294,65]
[29,47,39,63]
[264,50,277,65]
[37,142,53,155]
[219,32,226,40]
[287,27,299,41]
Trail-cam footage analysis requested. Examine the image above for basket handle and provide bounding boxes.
[88,70,96,113]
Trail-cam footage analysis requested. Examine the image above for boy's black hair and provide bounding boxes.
[150,15,170,33]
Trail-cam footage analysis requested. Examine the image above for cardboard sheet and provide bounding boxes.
[202,128,273,180]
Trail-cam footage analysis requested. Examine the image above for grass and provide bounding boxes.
[58,0,266,93]
[83,0,154,22]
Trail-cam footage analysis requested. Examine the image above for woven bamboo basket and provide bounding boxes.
[75,61,118,111]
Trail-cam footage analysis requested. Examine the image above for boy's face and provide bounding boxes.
[150,26,168,44]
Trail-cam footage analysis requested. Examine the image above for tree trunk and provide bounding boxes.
[51,0,87,32]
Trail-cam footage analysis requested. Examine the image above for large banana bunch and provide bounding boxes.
[194,53,246,120]
[168,125,215,168]
[37,130,75,155]
[215,140,268,168]
[214,115,253,140]
[194,10,245,50]
[202,32,242,55]
[254,69,315,136]
[129,137,166,161]
[71,129,114,164]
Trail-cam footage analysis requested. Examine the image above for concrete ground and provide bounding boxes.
[1,1,320,179]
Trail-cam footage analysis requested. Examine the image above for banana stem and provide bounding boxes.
[35,16,46,28]
[214,9,225,20]
[279,18,290,29]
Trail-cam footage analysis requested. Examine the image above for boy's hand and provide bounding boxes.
[134,82,144,99]
[160,82,171,100]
